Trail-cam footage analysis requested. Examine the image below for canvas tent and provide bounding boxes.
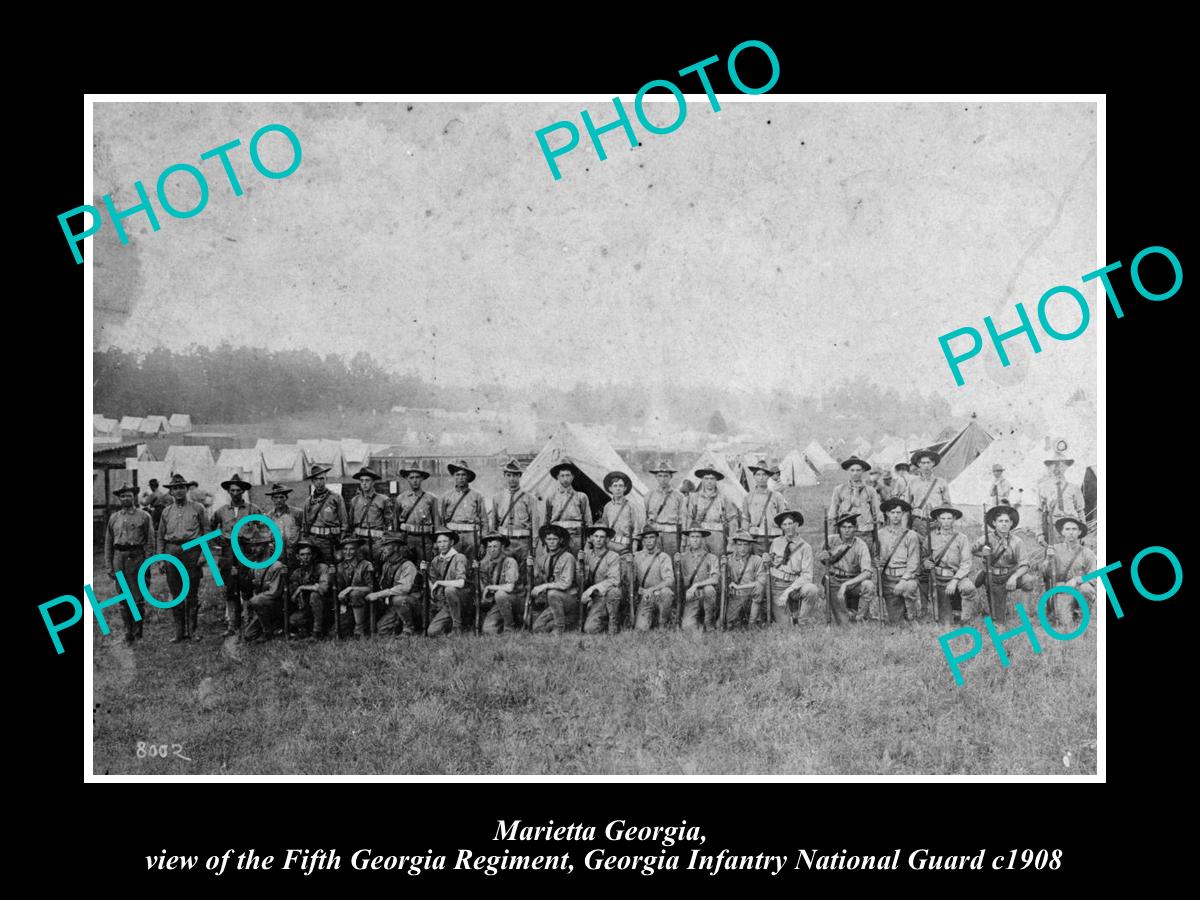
[140,415,170,435]
[776,449,820,487]
[163,444,214,471]
[340,439,381,470]
[297,439,347,479]
[920,415,994,482]
[216,448,266,484]
[680,447,747,505]
[803,440,838,471]
[522,422,649,521]
[261,444,310,482]
[876,439,910,469]
[93,415,119,437]
[120,415,144,432]
[168,413,193,433]
[947,438,1037,524]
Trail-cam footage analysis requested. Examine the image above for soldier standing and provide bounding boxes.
[817,514,877,625]
[243,532,288,643]
[600,471,641,627]
[528,524,579,633]
[644,460,685,556]
[394,463,439,565]
[303,464,349,567]
[1039,447,1087,526]
[441,459,487,560]
[685,469,739,556]
[425,528,473,636]
[633,527,676,631]
[211,474,263,638]
[140,478,169,529]
[907,449,952,541]
[1040,516,1098,630]
[156,473,207,643]
[104,484,154,643]
[289,537,334,639]
[767,510,822,625]
[726,530,766,628]
[971,504,1037,625]
[349,466,394,567]
[491,458,537,568]
[987,463,1013,510]
[580,524,624,635]
[265,483,303,568]
[875,498,922,623]
[370,532,423,636]
[827,456,882,558]
[478,533,523,635]
[336,534,378,638]
[543,458,592,552]
[923,506,978,625]
[677,527,721,630]
[742,459,785,557]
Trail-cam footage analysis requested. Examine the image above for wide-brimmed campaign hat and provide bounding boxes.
[538,523,570,543]
[549,458,579,479]
[305,464,332,480]
[911,449,940,467]
[747,458,776,475]
[380,531,407,546]
[265,483,293,496]
[683,526,712,537]
[481,531,511,546]
[294,537,322,555]
[930,505,963,520]
[585,524,616,539]
[881,497,912,514]
[603,471,631,493]
[164,473,198,489]
[637,526,662,539]
[501,458,524,475]
[352,467,381,481]
[339,534,367,547]
[432,528,460,542]
[446,459,476,482]
[221,474,253,492]
[774,509,805,527]
[893,461,911,471]
[834,513,859,529]
[841,456,870,471]
[1055,516,1088,537]
[984,504,1020,528]
[730,530,757,543]
[694,467,724,481]
[991,463,1006,472]
[399,463,431,479]
[647,459,678,474]
[114,484,138,497]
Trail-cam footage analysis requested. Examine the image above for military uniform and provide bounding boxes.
[211,480,263,635]
[874,521,922,624]
[375,536,423,636]
[479,537,523,635]
[530,539,579,633]
[767,525,822,626]
[303,466,350,566]
[972,506,1037,625]
[349,480,394,568]
[684,487,739,557]
[1038,475,1086,521]
[987,476,1013,509]
[822,525,877,626]
[440,483,487,560]
[426,537,473,636]
[633,535,677,631]
[908,471,952,539]
[644,461,686,556]
[490,482,538,567]
[104,487,154,641]
[243,549,288,642]
[580,538,624,635]
[288,542,334,638]
[828,462,882,559]
[393,464,439,565]
[742,482,786,556]
[1041,523,1098,630]
[335,536,378,637]
[156,475,209,640]
[677,535,720,630]
[265,484,304,568]
[543,477,592,551]
[726,531,766,628]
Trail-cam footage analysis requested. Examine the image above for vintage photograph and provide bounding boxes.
[90,98,1098,775]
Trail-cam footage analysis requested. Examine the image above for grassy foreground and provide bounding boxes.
[92,566,1096,776]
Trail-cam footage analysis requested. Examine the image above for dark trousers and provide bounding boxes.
[111,548,147,640]
[165,544,202,638]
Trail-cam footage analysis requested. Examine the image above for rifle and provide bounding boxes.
[420,518,431,636]
[474,522,484,636]
[673,550,684,629]
[718,554,729,631]
[823,513,833,626]
[982,516,997,620]
[578,543,590,633]
[524,533,536,632]
[283,577,290,642]
[1040,498,1056,593]
[764,551,773,628]
[926,524,941,624]
[626,555,637,631]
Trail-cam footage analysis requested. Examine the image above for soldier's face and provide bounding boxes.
[435,535,452,554]
[918,459,933,474]
[273,494,288,508]
[505,472,521,489]
[609,480,627,498]
[848,465,864,482]
[1061,522,1081,541]
[298,548,313,566]
[643,534,659,552]
[754,471,768,488]
[407,473,423,490]
[454,472,469,489]
[993,469,1004,479]
[1051,462,1066,477]
[544,533,561,552]
[992,514,1013,533]
[170,486,187,501]
[557,470,574,488]
[312,474,327,490]
[781,517,800,536]
[937,513,955,529]
[486,541,503,559]
[345,543,361,560]
[702,475,717,492]
[733,541,750,557]
[359,477,374,493]
[887,508,904,525]
[687,533,704,550]
[590,532,609,550]
[655,472,671,489]
[119,493,134,508]
[838,522,856,541]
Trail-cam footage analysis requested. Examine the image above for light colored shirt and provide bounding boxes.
[157,499,209,548]
[644,487,685,527]
[1043,542,1097,583]
[350,490,394,531]
[742,488,786,538]
[826,535,873,578]
[534,549,577,594]
[378,556,419,598]
[581,547,623,594]
[685,489,739,533]
[929,530,973,581]
[727,552,766,591]
[1038,477,1086,519]
[634,549,674,592]
[909,474,952,518]
[678,549,720,590]
[768,535,814,586]
[601,498,643,548]
[249,561,287,602]
[544,487,591,529]
[395,489,439,530]
[105,507,154,569]
[490,489,537,535]
[479,553,520,591]
[877,525,921,578]
[828,481,881,529]
[304,488,349,534]
[440,488,486,528]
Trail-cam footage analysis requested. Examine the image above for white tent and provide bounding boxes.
[876,439,910,469]
[255,437,275,450]
[120,415,144,432]
[93,415,120,437]
[803,440,838,471]
[777,449,820,486]
[163,444,215,471]
[948,438,1037,524]
[216,448,266,484]
[297,439,346,479]
[261,444,310,482]
[681,447,747,505]
[140,415,170,435]
[168,413,193,433]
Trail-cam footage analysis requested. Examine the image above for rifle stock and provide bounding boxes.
[823,514,833,625]
[524,534,535,632]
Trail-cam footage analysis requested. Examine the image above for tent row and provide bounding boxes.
[97,413,193,436]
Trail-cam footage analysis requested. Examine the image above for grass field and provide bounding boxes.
[91,562,1096,776]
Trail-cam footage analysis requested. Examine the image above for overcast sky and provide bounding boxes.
[93,100,1097,423]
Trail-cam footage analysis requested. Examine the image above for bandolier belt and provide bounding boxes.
[355,527,387,537]
[309,525,340,535]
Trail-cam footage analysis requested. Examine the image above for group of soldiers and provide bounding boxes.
[102,445,1096,644]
